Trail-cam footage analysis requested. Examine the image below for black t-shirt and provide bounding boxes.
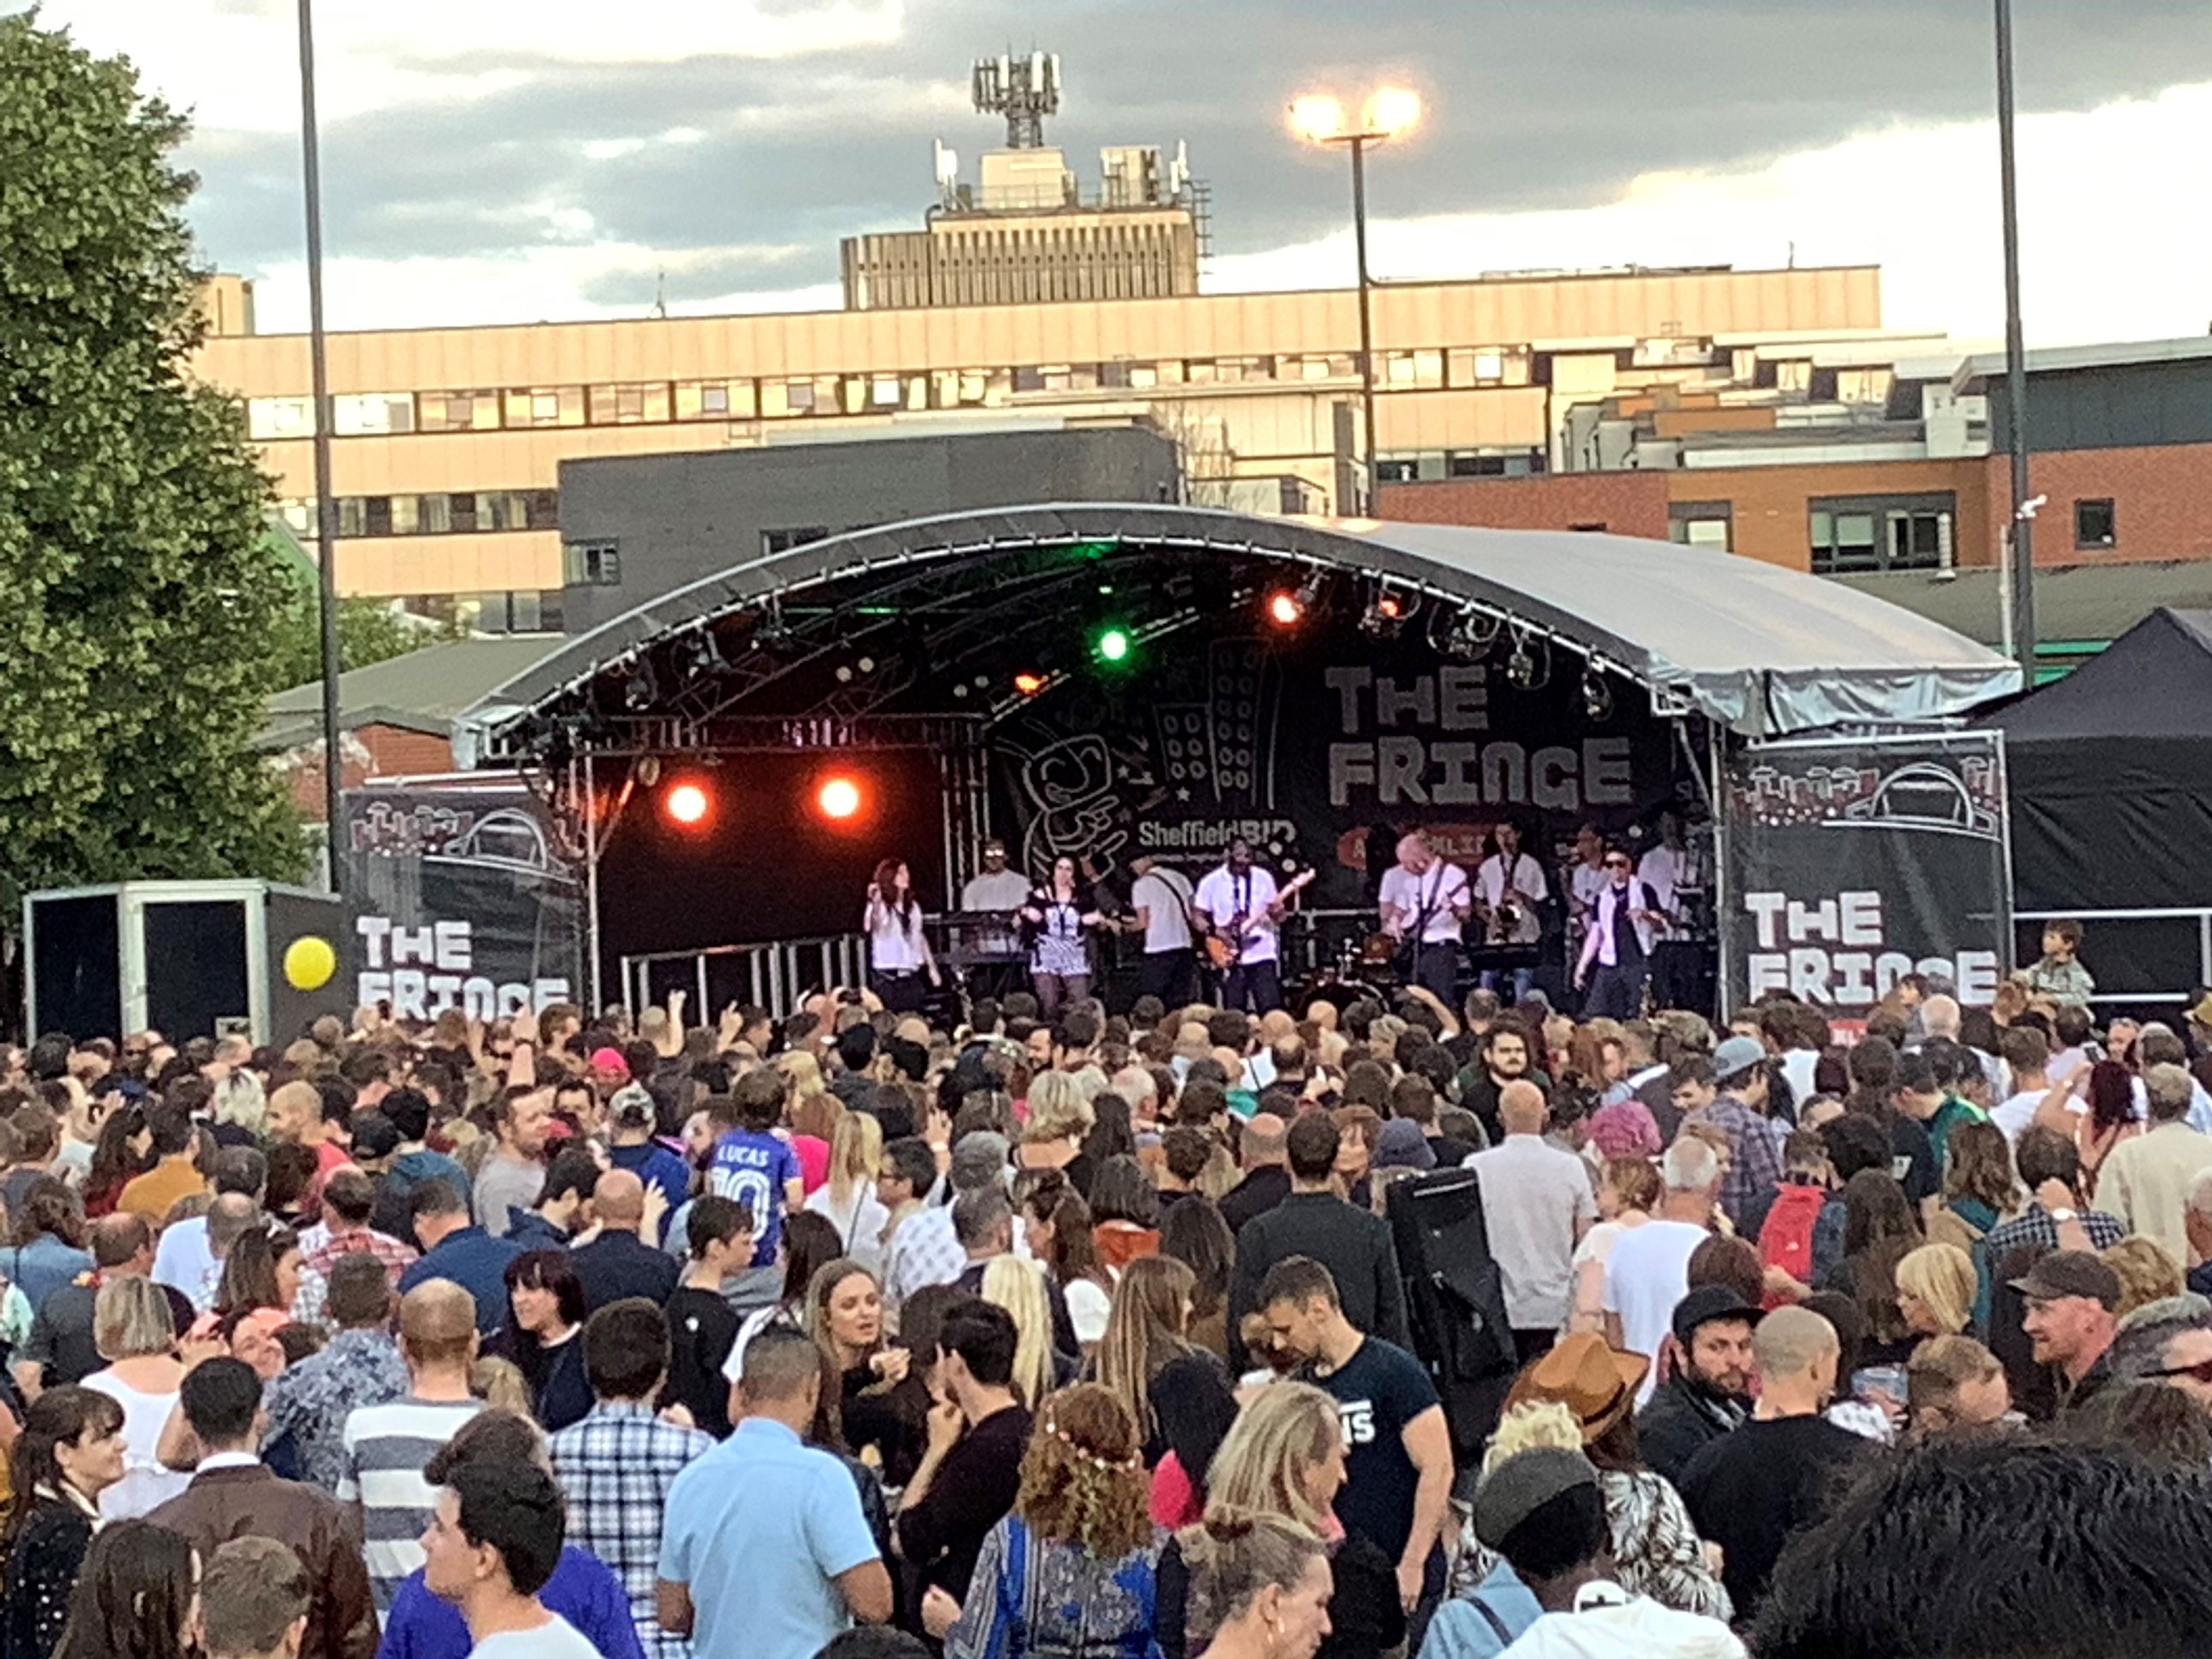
[1679,1412,1864,1618]
[895,1403,1033,1601]
[662,1286,739,1437]
[1889,1114,1938,1204]
[1301,1336,1440,1568]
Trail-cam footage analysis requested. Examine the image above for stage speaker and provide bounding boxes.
[1384,1166,1521,1465]
[24,881,349,1046]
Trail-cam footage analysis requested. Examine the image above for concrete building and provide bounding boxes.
[555,425,1181,632]
[192,261,1898,620]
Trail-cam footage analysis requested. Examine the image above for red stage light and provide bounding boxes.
[1265,591,1303,628]
[1374,592,1406,621]
[665,783,710,826]
[1012,671,1046,696]
[817,776,863,820]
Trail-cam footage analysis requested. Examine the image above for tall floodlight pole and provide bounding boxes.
[1290,88,1422,514]
[297,0,346,895]
[1995,0,2036,681]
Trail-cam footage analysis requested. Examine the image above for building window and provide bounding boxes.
[474,491,531,531]
[504,387,586,428]
[331,394,415,435]
[1374,459,1419,484]
[1809,493,1954,574]
[2075,498,2117,550]
[335,497,369,537]
[417,493,453,534]
[589,382,672,424]
[418,391,501,432]
[247,396,314,440]
[1670,502,1734,552]
[1381,349,1444,389]
[563,541,621,586]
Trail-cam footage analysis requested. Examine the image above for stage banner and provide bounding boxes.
[1721,732,2011,1015]
[340,781,586,1020]
[989,629,1685,909]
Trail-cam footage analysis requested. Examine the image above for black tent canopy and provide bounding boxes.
[1975,607,2212,911]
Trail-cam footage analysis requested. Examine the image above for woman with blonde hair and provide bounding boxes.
[804,1107,889,1276]
[1153,1382,1400,1659]
[2103,1235,2185,1317]
[1019,1071,1098,1196]
[982,1255,1063,1408]
[1568,1157,1660,1332]
[1092,1256,1199,1460]
[79,1278,188,1519]
[1894,1242,1978,1338]
[933,1384,1162,1658]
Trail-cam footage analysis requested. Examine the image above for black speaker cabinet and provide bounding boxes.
[24,881,350,1046]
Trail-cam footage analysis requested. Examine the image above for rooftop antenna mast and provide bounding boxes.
[972,49,1060,148]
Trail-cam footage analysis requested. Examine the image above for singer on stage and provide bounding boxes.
[863,857,939,1012]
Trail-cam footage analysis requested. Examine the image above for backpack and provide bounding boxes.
[1757,1181,1827,1308]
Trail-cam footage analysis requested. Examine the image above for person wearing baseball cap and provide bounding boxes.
[1635,1284,1763,1486]
[1681,1037,1784,1233]
[2013,1250,2123,1415]
[1468,1446,1746,1658]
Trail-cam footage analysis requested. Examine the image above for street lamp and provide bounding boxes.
[295,0,346,897]
[1994,0,2035,681]
[1289,86,1422,513]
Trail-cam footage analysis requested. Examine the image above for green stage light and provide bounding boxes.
[1094,626,1132,664]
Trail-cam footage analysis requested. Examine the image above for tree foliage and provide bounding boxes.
[261,583,467,697]
[0,13,308,909]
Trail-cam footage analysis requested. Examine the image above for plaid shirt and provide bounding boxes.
[884,1204,965,1309]
[1982,1202,2125,1266]
[548,1401,714,1659]
[1694,1094,1786,1229]
[302,1225,417,1287]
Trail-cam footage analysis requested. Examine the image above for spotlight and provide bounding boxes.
[665,783,710,826]
[622,661,657,711]
[1360,586,1419,637]
[1581,668,1614,722]
[1012,672,1046,697]
[676,631,726,676]
[1505,630,1539,689]
[817,775,863,820]
[1265,590,1304,628]
[1094,627,1132,665]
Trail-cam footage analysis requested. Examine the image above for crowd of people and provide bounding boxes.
[2,952,2212,1658]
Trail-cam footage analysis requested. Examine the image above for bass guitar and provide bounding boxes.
[1204,869,1316,970]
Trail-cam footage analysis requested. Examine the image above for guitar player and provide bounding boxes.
[1377,831,1471,1004]
[1193,837,1291,1014]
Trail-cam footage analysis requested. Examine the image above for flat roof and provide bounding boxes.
[1954,335,2212,388]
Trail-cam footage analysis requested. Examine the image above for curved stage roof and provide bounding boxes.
[458,504,2017,756]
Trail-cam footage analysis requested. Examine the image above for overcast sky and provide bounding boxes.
[16,0,2212,346]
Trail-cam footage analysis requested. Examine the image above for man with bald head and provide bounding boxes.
[15,1210,189,1395]
[1468,1078,1595,1363]
[339,1280,484,1616]
[1680,1305,1863,1618]
[569,1168,680,1312]
[1218,1109,1292,1234]
[1378,831,1472,1003]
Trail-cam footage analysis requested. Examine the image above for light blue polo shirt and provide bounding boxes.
[659,1416,881,1659]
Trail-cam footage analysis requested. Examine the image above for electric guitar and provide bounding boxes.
[1204,869,1316,970]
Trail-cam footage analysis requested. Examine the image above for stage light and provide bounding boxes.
[1094,627,1132,665]
[665,783,710,826]
[1013,671,1046,696]
[1265,590,1304,628]
[1581,668,1614,722]
[1359,587,1417,637]
[817,776,863,820]
[622,661,657,711]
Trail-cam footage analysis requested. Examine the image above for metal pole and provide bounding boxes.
[1349,136,1379,513]
[583,752,603,1015]
[295,0,346,896]
[1996,0,2036,681]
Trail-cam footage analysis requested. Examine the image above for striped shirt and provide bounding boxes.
[335,1395,484,1614]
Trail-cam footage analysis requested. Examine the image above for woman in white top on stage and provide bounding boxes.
[864,857,939,1013]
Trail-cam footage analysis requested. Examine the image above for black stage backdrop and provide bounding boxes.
[1721,733,2011,1017]
[989,627,1686,906]
[342,783,586,1019]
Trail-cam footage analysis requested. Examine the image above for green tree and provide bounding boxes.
[0,13,308,910]
[261,580,466,695]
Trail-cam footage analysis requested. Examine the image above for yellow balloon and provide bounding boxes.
[283,935,337,992]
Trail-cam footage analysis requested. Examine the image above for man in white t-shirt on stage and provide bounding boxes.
[1128,855,1199,1006]
[1603,1137,1721,1404]
[1475,821,1548,999]
[1378,832,1471,1004]
[958,838,1035,1000]
[1194,839,1286,1015]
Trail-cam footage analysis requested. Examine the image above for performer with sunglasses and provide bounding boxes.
[1573,844,1670,1019]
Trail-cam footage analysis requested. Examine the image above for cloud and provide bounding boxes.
[14,0,2212,337]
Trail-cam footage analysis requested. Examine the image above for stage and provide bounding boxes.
[446,504,2018,1019]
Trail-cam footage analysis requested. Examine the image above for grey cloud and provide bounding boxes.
[178,0,2212,285]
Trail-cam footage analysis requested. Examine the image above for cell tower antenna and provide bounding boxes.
[972,49,1060,148]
